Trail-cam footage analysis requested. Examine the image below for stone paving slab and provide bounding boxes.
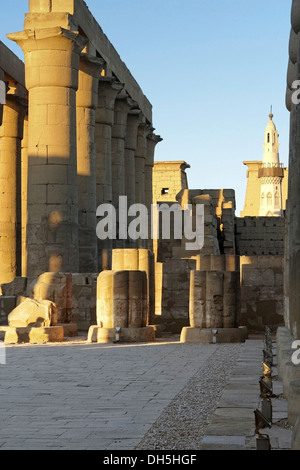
[0,336,293,451]
[0,338,219,450]
[199,339,293,450]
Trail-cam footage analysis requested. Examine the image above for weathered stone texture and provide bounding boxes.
[155,258,197,332]
[189,270,239,329]
[239,256,284,331]
[96,270,147,329]
[236,216,285,256]
[71,273,96,331]
[285,0,300,339]
[8,297,58,327]
[28,272,72,324]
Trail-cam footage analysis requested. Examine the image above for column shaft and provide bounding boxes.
[8,28,87,277]
[21,115,28,277]
[77,54,103,273]
[145,132,162,249]
[125,110,140,208]
[111,93,132,248]
[0,95,24,283]
[135,122,150,248]
[95,77,123,270]
[124,109,141,248]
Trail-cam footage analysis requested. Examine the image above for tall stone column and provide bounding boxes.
[77,53,104,273]
[21,115,28,277]
[111,92,132,248]
[0,69,4,126]
[145,132,162,249]
[8,28,87,277]
[135,121,150,247]
[0,92,25,283]
[125,109,140,208]
[95,77,123,270]
[286,3,300,338]
[124,109,141,248]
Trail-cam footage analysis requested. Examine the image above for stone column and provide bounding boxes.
[125,109,140,208]
[111,92,132,248]
[95,77,123,270]
[77,53,104,273]
[124,109,141,248]
[145,132,162,249]
[135,121,150,248]
[21,115,28,277]
[189,270,207,328]
[0,69,4,126]
[222,271,238,328]
[205,271,224,328]
[8,28,87,277]
[135,121,148,206]
[286,4,300,338]
[0,92,25,283]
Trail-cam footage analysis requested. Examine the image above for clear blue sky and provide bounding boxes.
[0,0,292,214]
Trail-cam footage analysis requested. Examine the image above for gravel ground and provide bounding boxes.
[135,343,243,450]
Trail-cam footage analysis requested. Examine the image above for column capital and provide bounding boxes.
[112,92,134,140]
[80,53,105,78]
[7,27,87,90]
[8,26,87,53]
[96,78,124,126]
[0,94,26,140]
[147,132,163,145]
[146,133,163,167]
[114,91,134,113]
[125,109,142,151]
[135,119,153,159]
[77,54,104,109]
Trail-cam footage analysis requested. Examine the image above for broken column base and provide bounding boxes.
[87,325,155,344]
[0,325,64,344]
[180,326,248,343]
[0,323,78,344]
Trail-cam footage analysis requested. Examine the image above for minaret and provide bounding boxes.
[258,109,284,216]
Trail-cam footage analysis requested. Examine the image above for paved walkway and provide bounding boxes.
[200,338,292,450]
[0,335,292,450]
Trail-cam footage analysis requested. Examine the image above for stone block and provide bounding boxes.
[87,325,155,343]
[288,380,300,426]
[278,349,295,380]
[29,272,72,323]
[0,277,27,296]
[0,295,16,325]
[180,326,247,343]
[8,297,58,327]
[292,415,300,450]
[282,361,300,398]
[2,325,64,344]
[61,323,78,337]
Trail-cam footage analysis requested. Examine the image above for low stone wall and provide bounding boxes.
[239,256,284,331]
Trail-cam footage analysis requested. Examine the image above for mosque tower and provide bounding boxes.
[258,109,284,216]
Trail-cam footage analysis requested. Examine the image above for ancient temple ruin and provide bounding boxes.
[0,0,299,357]
[0,0,162,342]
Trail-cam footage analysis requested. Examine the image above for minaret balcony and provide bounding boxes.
[258,164,284,178]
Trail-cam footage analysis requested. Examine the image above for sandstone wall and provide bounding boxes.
[236,216,285,256]
[239,256,284,331]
